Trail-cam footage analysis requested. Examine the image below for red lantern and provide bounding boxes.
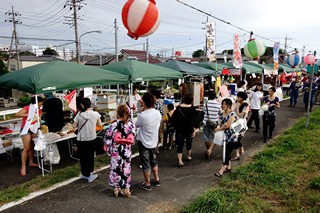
[122,0,160,40]
[304,54,316,65]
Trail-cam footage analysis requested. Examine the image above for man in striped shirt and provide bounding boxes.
[202,90,221,159]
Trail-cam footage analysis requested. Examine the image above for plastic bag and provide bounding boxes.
[34,130,46,151]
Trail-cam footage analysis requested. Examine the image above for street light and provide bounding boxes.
[79,30,102,59]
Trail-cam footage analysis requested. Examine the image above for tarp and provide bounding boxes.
[157,60,215,76]
[101,60,182,82]
[0,61,128,94]
[193,62,231,72]
[266,63,296,72]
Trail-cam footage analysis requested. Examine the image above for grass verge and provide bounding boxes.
[182,108,320,213]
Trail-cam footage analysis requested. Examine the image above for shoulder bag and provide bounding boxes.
[205,102,216,129]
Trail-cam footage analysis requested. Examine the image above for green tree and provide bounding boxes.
[192,49,204,58]
[42,47,59,56]
[20,51,36,56]
[0,59,8,75]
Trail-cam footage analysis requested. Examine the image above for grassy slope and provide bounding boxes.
[183,109,320,213]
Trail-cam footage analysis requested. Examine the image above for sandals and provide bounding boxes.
[186,156,192,161]
[113,189,120,197]
[224,168,232,173]
[120,189,131,198]
[214,172,223,178]
[205,151,212,159]
[178,162,184,168]
[231,156,241,161]
[20,168,26,177]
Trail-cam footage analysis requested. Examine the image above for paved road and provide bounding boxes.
[1,98,313,213]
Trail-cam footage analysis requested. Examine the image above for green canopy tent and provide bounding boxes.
[101,60,183,119]
[157,60,215,76]
[101,60,182,82]
[266,63,296,73]
[0,61,128,94]
[0,61,128,177]
[193,62,231,72]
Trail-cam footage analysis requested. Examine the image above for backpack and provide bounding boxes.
[165,113,175,134]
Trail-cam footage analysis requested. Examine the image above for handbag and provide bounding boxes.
[205,102,216,129]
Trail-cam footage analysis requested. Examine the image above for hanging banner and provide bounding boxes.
[273,42,280,70]
[206,22,216,62]
[229,69,242,76]
[233,33,243,69]
[65,89,77,113]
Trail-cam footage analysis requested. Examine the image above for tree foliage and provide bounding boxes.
[20,51,36,56]
[192,49,204,58]
[42,47,59,56]
[0,59,8,76]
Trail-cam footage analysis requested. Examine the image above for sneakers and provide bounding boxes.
[80,174,88,180]
[88,174,98,183]
[155,180,160,187]
[139,182,151,191]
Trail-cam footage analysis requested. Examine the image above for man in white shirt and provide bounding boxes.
[136,92,162,191]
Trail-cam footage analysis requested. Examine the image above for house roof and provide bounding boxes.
[69,55,96,63]
[85,54,115,66]
[121,49,161,64]
[16,55,62,62]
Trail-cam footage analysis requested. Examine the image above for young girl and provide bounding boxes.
[105,105,135,197]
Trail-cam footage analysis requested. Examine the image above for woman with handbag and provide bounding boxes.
[202,91,220,159]
[214,98,238,178]
[262,87,280,143]
[232,92,249,161]
[171,93,199,167]
[73,98,102,183]
[105,105,135,198]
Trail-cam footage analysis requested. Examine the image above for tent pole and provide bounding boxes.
[35,95,45,177]
[129,81,133,121]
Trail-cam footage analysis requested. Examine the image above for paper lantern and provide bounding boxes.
[304,54,316,65]
[122,0,160,40]
[316,59,320,66]
[244,38,266,59]
[286,54,301,68]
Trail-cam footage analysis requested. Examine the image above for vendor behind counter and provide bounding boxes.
[42,93,64,132]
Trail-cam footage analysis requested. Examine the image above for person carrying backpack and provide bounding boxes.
[162,104,175,150]
[105,105,136,198]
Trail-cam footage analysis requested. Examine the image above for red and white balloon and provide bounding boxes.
[122,0,161,40]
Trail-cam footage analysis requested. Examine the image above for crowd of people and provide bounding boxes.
[15,73,320,197]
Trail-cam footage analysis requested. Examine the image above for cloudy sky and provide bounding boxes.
[0,0,319,57]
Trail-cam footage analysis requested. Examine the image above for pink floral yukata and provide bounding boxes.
[105,120,135,190]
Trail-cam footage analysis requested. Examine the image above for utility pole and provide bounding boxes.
[202,16,209,62]
[146,38,149,63]
[283,34,292,59]
[5,6,21,70]
[72,0,80,63]
[64,0,84,64]
[115,19,119,62]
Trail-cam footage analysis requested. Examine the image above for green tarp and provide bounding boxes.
[157,60,215,76]
[102,60,182,82]
[0,61,128,94]
[193,62,231,72]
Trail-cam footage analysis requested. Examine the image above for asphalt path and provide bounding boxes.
[1,98,313,213]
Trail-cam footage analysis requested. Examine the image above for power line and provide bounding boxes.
[0,35,74,42]
[176,0,285,45]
